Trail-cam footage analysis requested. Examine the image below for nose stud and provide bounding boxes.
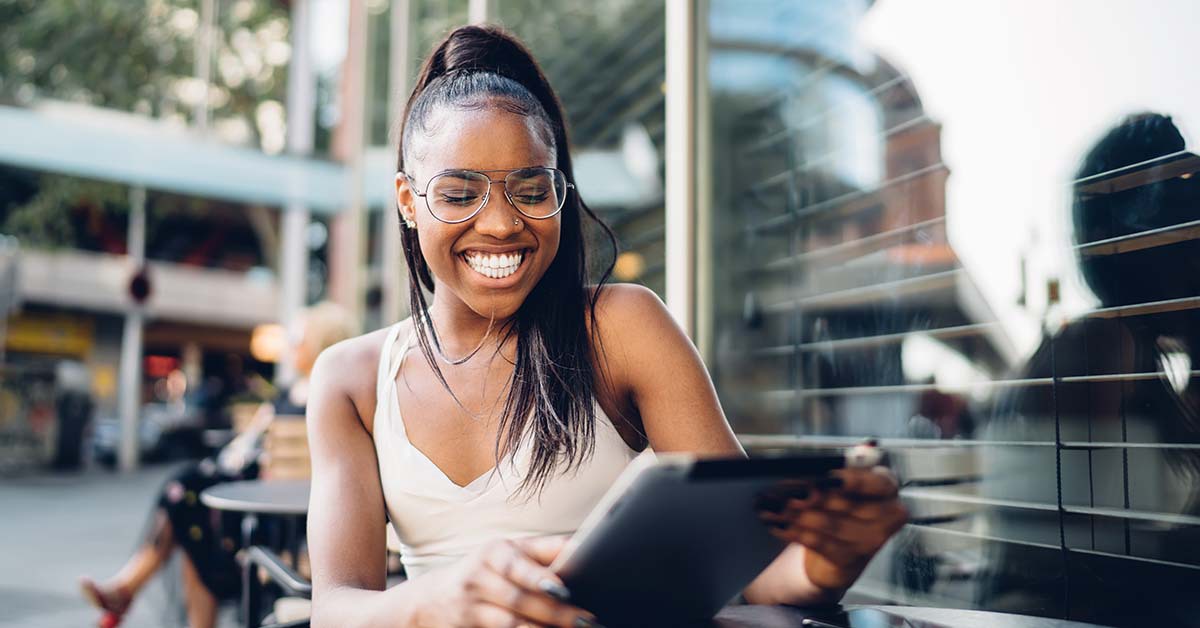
[513,218,521,226]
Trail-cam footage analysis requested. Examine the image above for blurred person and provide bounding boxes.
[305,25,907,628]
[52,359,93,469]
[79,302,356,628]
[979,113,1200,625]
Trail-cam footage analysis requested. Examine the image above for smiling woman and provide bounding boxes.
[304,24,906,628]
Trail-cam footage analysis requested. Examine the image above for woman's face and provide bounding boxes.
[396,107,561,321]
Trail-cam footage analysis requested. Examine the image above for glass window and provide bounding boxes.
[702,1,1200,625]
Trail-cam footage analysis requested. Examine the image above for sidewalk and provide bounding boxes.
[0,463,238,627]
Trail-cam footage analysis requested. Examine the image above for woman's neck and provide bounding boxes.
[426,291,515,359]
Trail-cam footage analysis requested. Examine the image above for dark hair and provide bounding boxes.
[1073,112,1199,306]
[395,24,619,497]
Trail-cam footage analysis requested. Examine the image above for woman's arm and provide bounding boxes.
[593,284,742,456]
[306,341,424,627]
[595,284,904,606]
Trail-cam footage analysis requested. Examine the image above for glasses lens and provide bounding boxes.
[427,171,490,222]
[506,168,567,218]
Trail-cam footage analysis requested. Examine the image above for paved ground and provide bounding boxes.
[0,463,239,628]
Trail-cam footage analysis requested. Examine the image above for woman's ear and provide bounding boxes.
[395,173,418,226]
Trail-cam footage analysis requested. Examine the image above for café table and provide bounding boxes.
[200,479,310,627]
[712,604,1113,627]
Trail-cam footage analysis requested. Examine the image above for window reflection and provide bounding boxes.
[704,1,1200,625]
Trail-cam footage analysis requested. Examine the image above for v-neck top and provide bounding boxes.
[372,321,639,579]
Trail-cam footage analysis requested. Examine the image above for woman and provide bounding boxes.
[81,301,356,628]
[307,25,907,628]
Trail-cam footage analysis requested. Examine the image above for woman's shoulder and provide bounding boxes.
[588,282,668,327]
[587,282,678,358]
[309,319,411,429]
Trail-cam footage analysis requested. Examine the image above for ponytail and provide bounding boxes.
[395,25,621,498]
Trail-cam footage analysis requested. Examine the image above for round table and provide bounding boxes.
[200,480,310,627]
[199,479,310,515]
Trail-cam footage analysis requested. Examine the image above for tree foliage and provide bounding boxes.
[0,0,290,249]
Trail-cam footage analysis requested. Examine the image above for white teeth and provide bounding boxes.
[464,251,525,280]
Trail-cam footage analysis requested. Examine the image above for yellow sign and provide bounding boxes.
[4,312,94,357]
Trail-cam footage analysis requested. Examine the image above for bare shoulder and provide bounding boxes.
[588,282,673,339]
[587,282,685,376]
[309,320,408,434]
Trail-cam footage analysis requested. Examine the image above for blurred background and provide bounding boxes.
[1,1,1198,627]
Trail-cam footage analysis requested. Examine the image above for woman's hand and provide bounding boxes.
[416,536,600,628]
[757,467,908,592]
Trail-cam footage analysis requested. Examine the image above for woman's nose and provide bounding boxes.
[472,182,524,236]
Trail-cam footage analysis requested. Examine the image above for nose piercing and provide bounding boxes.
[513,218,521,226]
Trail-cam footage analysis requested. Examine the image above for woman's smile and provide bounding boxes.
[459,247,533,284]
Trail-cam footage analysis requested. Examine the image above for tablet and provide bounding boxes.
[551,446,885,626]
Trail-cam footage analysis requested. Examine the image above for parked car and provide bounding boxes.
[92,400,207,466]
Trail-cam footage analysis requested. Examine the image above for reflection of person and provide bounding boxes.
[980,113,1200,624]
[80,302,355,628]
[304,25,907,628]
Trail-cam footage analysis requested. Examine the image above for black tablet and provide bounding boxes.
[551,446,885,627]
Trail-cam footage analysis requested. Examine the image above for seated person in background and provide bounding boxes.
[980,112,1200,625]
[80,301,356,628]
[306,25,908,628]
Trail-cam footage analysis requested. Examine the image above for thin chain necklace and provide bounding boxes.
[426,312,496,366]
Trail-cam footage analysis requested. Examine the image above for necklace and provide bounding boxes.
[427,313,495,365]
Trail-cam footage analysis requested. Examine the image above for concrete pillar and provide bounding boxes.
[468,0,489,24]
[328,0,368,323]
[665,0,701,339]
[381,0,413,325]
[278,0,317,384]
[194,0,216,133]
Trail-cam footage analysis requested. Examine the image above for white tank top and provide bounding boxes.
[372,322,639,579]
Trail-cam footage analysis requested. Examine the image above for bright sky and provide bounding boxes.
[860,0,1200,357]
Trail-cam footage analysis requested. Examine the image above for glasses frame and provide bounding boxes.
[402,166,575,224]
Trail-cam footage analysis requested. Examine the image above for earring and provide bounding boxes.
[404,217,416,229]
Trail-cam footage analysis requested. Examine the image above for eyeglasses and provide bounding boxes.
[403,167,574,224]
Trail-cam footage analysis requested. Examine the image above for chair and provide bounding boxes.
[247,526,406,627]
[262,415,310,480]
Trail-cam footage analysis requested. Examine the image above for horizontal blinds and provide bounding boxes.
[720,62,1200,575]
[738,434,1200,451]
[753,370,1200,397]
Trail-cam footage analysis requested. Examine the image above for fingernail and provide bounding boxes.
[815,477,844,490]
[574,617,605,628]
[538,578,571,601]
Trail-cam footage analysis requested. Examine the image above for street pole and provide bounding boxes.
[117,186,146,472]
